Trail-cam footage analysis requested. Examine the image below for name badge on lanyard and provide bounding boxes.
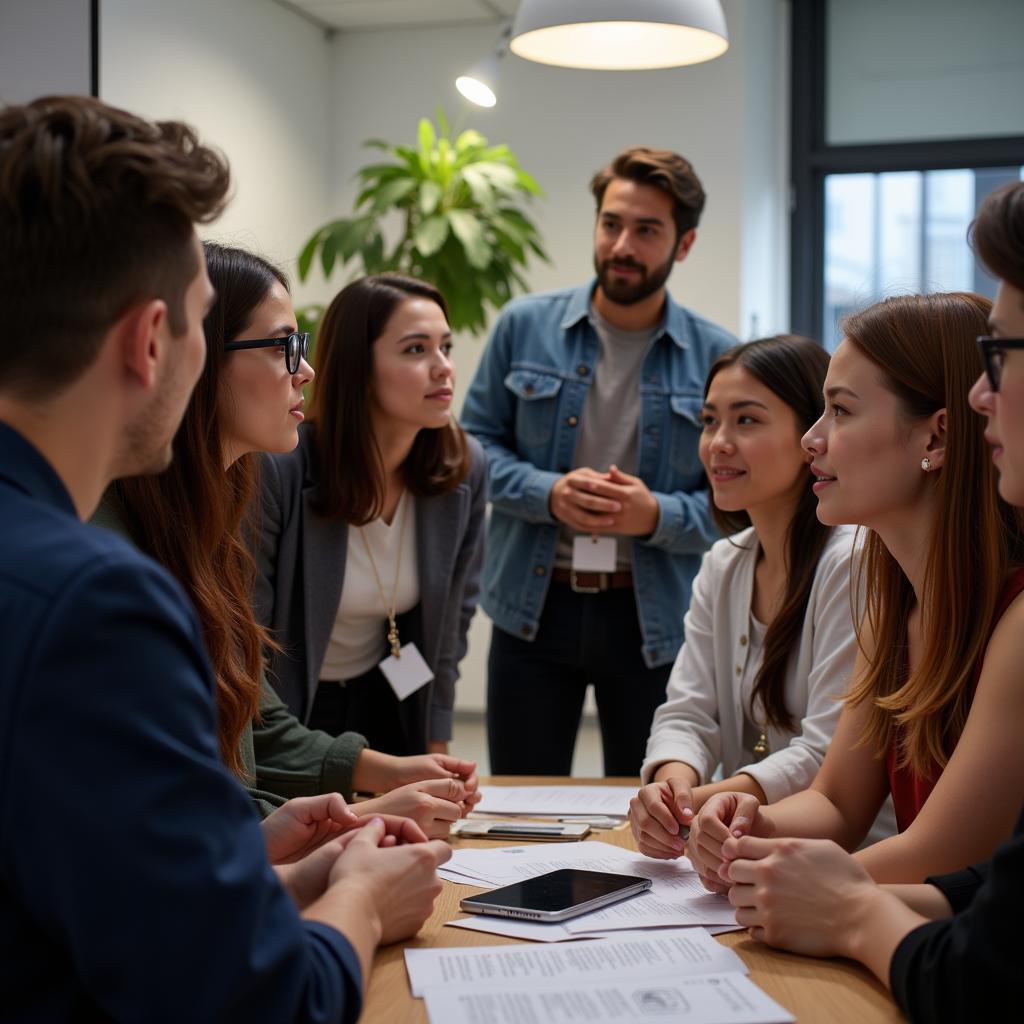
[572,534,617,572]
[379,642,434,701]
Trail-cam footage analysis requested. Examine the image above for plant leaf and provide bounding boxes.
[320,231,338,278]
[414,213,449,257]
[436,106,450,140]
[461,165,497,211]
[455,129,487,152]
[447,209,491,270]
[371,177,417,210]
[418,117,437,156]
[297,227,324,281]
[419,179,443,215]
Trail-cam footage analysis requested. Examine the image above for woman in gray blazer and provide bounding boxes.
[255,273,486,758]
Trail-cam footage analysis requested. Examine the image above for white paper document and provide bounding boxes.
[446,916,743,943]
[564,891,738,932]
[422,973,795,1024]
[475,785,636,817]
[444,839,643,886]
[405,929,747,997]
[440,841,737,930]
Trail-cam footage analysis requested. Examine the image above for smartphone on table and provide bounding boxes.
[450,820,591,841]
[459,868,651,922]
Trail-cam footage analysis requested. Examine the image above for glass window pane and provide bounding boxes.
[827,0,1024,145]
[822,167,1023,350]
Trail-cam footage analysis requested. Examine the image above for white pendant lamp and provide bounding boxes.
[456,24,512,108]
[509,0,729,71]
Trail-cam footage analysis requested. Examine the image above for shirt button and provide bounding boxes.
[740,635,748,646]
[524,384,535,395]
[567,415,578,427]
[577,365,589,376]
[735,666,742,676]
[521,626,532,637]
[534,566,546,576]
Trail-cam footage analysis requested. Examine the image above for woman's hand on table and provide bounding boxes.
[688,791,772,893]
[352,749,480,808]
[629,778,694,859]
[356,778,470,838]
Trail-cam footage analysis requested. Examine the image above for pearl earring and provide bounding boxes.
[921,457,931,471]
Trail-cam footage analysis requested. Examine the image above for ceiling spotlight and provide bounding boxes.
[510,0,729,71]
[456,23,512,108]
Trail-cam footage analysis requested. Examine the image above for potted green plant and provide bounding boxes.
[297,110,548,335]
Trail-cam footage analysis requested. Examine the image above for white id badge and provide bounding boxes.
[379,642,434,700]
[572,534,617,572]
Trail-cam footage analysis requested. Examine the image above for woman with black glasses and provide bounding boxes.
[700,181,1024,1023]
[99,244,479,838]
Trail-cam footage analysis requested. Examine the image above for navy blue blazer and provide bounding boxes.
[0,422,360,1023]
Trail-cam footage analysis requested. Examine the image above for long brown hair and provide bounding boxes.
[842,292,1024,775]
[705,335,832,731]
[109,243,285,777]
[307,273,469,524]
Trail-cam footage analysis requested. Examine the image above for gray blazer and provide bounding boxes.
[253,426,486,747]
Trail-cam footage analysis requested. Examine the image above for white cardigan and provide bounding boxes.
[642,524,860,803]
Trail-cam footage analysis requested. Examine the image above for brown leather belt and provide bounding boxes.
[551,568,634,593]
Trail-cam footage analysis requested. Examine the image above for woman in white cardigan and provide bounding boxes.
[630,335,891,859]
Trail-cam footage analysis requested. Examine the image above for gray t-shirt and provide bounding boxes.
[555,305,656,570]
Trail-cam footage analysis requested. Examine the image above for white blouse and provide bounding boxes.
[318,494,420,681]
[643,524,862,803]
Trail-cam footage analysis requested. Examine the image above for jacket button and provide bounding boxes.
[521,626,532,637]
[567,415,578,427]
[524,384,535,395]
[534,566,546,576]
[578,365,589,376]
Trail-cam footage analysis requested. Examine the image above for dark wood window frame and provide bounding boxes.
[789,0,1024,338]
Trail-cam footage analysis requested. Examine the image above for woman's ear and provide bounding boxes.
[923,408,947,470]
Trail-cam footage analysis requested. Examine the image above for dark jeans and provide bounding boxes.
[487,584,672,777]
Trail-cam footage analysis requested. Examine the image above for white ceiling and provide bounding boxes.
[279,0,519,32]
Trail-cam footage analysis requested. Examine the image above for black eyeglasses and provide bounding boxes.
[978,336,1024,393]
[224,331,310,374]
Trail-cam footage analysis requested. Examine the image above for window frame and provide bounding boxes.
[789,0,1024,338]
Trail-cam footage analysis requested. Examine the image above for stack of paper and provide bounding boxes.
[472,785,635,825]
[405,930,794,1023]
[440,840,739,935]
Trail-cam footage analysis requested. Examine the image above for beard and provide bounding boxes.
[594,249,675,306]
[116,358,191,478]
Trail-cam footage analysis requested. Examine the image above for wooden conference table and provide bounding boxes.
[359,777,905,1023]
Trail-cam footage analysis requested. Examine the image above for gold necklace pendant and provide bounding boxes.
[387,615,401,659]
[753,732,769,759]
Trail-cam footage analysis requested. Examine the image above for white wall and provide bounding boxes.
[327,0,790,711]
[99,0,333,310]
[96,0,790,716]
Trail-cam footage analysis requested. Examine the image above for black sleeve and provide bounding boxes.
[890,810,1024,1022]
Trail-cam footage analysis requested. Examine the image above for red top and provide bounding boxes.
[887,567,1024,832]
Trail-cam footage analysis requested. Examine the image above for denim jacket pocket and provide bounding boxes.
[668,394,705,475]
[505,368,563,448]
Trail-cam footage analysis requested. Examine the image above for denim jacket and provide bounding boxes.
[461,280,736,668]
